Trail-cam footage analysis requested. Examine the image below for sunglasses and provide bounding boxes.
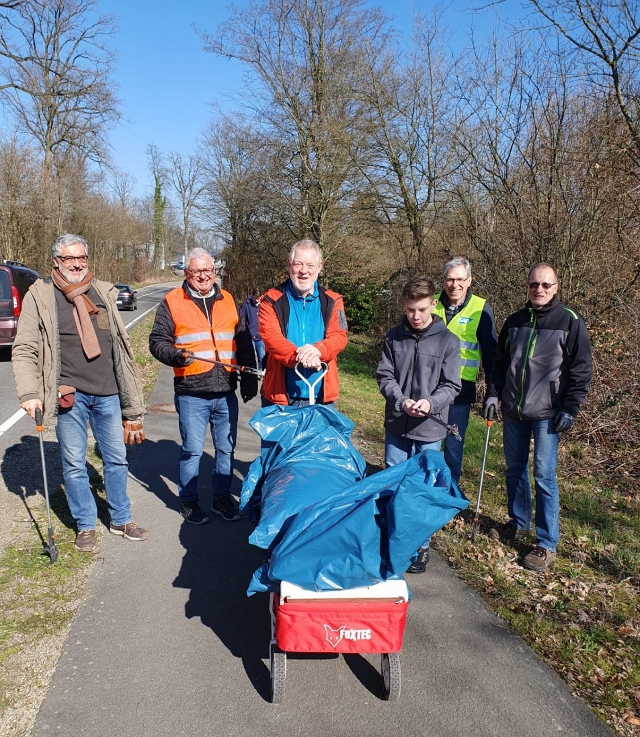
[528,282,557,290]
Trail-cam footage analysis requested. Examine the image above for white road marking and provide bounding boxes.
[0,408,27,436]
[125,304,159,329]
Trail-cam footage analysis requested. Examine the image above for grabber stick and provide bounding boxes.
[35,408,58,563]
[180,351,265,378]
[414,407,462,441]
[471,404,496,542]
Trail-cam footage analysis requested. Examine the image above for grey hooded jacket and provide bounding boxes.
[377,316,462,443]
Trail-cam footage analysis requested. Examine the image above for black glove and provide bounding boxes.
[555,411,575,433]
[175,348,194,366]
[240,375,258,403]
[483,396,499,419]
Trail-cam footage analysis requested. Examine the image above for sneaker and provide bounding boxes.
[488,523,529,543]
[74,529,96,552]
[109,521,149,541]
[180,500,209,525]
[210,495,241,522]
[407,547,430,574]
[523,546,556,572]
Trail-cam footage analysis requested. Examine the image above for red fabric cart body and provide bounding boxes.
[273,596,409,654]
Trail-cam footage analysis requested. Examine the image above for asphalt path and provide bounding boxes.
[30,365,615,737]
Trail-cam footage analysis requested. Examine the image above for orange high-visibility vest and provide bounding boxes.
[165,287,238,376]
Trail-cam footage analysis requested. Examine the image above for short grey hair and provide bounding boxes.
[185,247,215,270]
[52,234,88,258]
[288,239,323,265]
[443,257,471,280]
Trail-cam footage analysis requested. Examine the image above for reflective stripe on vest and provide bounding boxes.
[165,287,238,377]
[433,293,485,381]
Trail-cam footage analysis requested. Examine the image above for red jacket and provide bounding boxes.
[259,281,348,404]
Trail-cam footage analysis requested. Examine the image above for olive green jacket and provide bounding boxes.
[12,278,144,423]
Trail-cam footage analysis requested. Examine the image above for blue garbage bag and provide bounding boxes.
[240,404,367,550]
[247,449,468,594]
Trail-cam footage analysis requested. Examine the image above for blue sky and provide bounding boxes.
[101,0,526,199]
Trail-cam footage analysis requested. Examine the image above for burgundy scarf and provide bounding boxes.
[51,268,101,359]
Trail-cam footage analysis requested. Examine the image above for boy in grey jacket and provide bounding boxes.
[376,276,461,573]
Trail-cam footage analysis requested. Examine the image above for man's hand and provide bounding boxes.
[21,399,42,421]
[123,418,145,444]
[175,348,195,366]
[554,411,575,433]
[483,396,499,419]
[403,398,431,417]
[295,344,322,370]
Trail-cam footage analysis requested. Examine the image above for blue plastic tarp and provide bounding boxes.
[241,405,469,595]
[240,404,367,550]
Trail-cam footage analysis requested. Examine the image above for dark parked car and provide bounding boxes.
[0,260,40,348]
[115,284,137,311]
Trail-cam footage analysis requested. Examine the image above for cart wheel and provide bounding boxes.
[270,644,286,703]
[381,652,401,701]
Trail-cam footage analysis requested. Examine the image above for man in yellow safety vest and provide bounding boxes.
[432,257,498,487]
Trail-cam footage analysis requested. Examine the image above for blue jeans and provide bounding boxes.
[385,431,441,548]
[253,338,265,370]
[174,392,238,502]
[443,403,471,484]
[502,414,560,552]
[56,392,131,531]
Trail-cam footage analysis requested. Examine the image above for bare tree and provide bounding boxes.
[0,0,120,243]
[358,7,463,272]
[198,0,389,253]
[527,0,640,165]
[166,151,206,263]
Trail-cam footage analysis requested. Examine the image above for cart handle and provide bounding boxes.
[294,361,328,406]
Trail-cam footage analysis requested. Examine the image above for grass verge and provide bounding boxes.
[338,334,640,737]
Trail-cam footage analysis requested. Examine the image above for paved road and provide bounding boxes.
[30,365,614,737]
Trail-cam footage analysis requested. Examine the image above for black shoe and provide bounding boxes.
[180,500,209,525]
[488,523,529,543]
[407,547,430,574]
[210,495,241,521]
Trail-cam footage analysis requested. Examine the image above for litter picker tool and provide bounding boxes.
[35,408,59,563]
[180,351,265,378]
[470,404,495,542]
[294,361,328,406]
[414,407,462,440]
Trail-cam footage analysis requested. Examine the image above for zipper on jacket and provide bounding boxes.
[517,310,537,419]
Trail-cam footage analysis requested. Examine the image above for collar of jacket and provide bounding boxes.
[285,278,319,302]
[401,314,445,335]
[526,294,558,316]
[439,288,472,312]
[183,280,220,302]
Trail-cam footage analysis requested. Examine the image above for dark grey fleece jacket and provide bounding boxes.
[376,316,462,443]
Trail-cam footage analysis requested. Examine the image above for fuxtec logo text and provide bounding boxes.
[457,316,472,324]
[323,624,372,648]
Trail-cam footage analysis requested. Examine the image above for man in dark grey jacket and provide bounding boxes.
[490,263,592,572]
[377,276,461,573]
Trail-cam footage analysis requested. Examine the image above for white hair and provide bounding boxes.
[288,239,323,265]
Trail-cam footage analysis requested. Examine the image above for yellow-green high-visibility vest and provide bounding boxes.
[433,293,485,382]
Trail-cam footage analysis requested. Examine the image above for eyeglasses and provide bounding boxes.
[57,254,88,264]
[528,282,557,290]
[186,268,214,278]
[445,277,469,285]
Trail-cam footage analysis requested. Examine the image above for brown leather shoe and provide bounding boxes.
[74,529,96,552]
[109,521,149,541]
[523,546,556,572]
